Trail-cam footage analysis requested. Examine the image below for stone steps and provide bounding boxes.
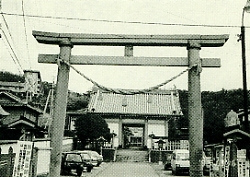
[116,150,148,162]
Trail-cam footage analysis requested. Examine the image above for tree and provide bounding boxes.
[0,71,25,82]
[75,113,111,148]
[178,89,248,144]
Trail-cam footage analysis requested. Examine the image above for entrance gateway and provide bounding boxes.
[32,31,229,177]
[123,124,144,148]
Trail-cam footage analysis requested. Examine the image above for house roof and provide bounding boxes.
[0,105,9,115]
[7,116,46,132]
[223,129,250,139]
[87,89,182,116]
[0,92,43,113]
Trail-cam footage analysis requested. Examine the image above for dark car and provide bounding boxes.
[61,152,93,176]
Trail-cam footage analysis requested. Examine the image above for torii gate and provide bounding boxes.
[32,31,229,177]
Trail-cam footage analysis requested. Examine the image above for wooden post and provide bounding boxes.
[187,41,203,177]
[118,116,122,147]
[48,39,73,177]
[229,141,238,177]
[30,147,38,177]
[144,117,148,147]
[6,146,14,177]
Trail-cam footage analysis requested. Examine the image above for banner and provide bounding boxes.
[12,141,33,177]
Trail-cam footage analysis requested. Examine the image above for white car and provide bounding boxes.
[171,149,206,175]
[81,150,103,166]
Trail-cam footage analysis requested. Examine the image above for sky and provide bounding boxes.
[1,0,250,93]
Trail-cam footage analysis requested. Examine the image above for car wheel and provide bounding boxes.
[175,169,179,176]
[172,169,175,175]
[76,168,83,176]
[87,166,92,172]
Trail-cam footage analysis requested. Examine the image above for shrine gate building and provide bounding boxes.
[87,88,185,149]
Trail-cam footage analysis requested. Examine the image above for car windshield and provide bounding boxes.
[176,153,189,160]
[91,152,99,157]
[66,154,82,162]
[82,153,91,160]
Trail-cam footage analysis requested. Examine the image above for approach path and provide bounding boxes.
[91,162,159,177]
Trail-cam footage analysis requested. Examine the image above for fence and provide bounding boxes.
[149,150,172,163]
[0,137,74,177]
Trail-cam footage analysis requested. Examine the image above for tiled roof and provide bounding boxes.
[88,90,182,116]
[0,92,43,113]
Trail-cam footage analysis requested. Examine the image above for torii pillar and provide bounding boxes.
[188,41,203,177]
[33,31,228,177]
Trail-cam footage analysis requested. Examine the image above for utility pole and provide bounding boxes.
[48,83,54,137]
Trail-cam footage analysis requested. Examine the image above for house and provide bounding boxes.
[0,70,43,97]
[0,92,46,140]
[87,88,188,149]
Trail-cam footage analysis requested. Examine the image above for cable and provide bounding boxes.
[1,29,24,74]
[21,0,31,69]
[0,11,246,29]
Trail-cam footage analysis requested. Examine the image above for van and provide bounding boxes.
[171,149,206,175]
[171,149,190,175]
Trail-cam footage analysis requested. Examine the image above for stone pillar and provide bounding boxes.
[49,39,73,177]
[187,41,203,177]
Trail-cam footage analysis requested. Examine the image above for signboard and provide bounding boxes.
[12,141,33,177]
[237,149,246,159]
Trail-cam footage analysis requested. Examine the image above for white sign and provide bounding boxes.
[237,149,246,159]
[12,141,33,177]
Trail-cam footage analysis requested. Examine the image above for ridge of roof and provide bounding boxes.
[90,89,178,95]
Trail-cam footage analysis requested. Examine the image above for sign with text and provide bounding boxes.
[12,141,33,177]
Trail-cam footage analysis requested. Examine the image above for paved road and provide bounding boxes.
[93,162,159,177]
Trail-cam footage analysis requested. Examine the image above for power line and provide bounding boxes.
[21,0,31,69]
[0,29,24,74]
[0,11,246,29]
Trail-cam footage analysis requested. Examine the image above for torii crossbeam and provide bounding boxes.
[33,30,229,177]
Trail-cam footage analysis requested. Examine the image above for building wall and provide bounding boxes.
[148,119,166,136]
[105,116,169,148]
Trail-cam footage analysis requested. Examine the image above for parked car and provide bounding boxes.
[171,149,190,175]
[61,152,93,176]
[203,155,211,175]
[72,150,96,167]
[170,149,207,176]
[81,150,103,166]
[164,153,172,170]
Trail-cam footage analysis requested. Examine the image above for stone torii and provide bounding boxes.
[32,31,229,177]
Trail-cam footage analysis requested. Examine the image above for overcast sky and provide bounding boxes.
[1,0,250,93]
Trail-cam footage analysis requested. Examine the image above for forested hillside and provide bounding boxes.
[178,89,246,144]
